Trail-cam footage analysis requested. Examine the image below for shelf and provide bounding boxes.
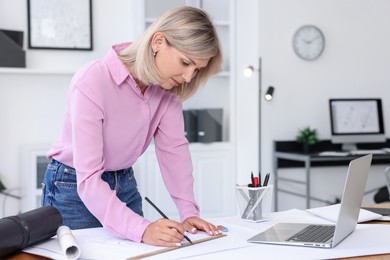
[216,71,229,77]
[145,17,229,26]
[213,20,230,26]
[147,141,233,150]
[0,67,75,75]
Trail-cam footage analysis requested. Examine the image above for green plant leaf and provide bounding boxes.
[296,126,320,144]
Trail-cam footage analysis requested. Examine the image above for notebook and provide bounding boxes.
[248,154,373,248]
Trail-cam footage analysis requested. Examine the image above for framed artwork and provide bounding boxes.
[27,0,93,50]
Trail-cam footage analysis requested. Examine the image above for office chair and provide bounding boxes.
[385,165,390,200]
[373,166,390,203]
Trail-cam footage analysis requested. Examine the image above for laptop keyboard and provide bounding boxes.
[287,225,335,243]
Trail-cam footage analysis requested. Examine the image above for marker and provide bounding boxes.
[253,177,259,187]
[145,197,193,244]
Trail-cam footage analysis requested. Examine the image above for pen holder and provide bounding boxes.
[236,185,273,222]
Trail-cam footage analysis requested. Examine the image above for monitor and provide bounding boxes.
[329,98,386,151]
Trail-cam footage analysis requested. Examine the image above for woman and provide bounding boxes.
[41,6,223,247]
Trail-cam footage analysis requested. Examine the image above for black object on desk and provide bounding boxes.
[374,186,390,203]
[0,206,63,258]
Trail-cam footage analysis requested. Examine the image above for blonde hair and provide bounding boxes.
[119,6,222,100]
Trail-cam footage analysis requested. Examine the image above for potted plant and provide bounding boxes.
[296,126,320,153]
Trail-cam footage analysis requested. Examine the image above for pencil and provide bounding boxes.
[144,197,193,244]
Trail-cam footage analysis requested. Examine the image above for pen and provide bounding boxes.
[144,196,193,244]
[263,173,270,186]
[248,171,254,187]
[258,171,262,187]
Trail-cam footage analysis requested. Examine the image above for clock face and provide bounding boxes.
[293,25,325,60]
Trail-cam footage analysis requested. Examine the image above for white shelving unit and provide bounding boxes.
[0,68,75,75]
[143,0,235,143]
[138,0,237,219]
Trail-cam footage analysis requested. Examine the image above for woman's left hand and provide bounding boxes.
[182,216,222,236]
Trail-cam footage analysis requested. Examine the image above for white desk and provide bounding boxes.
[17,205,390,260]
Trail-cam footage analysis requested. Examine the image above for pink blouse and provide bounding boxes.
[47,42,199,242]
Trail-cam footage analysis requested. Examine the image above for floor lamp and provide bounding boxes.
[243,57,262,171]
[244,58,275,173]
[258,57,262,171]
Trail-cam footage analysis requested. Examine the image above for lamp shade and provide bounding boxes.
[264,86,274,101]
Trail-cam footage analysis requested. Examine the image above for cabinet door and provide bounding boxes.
[133,148,180,221]
[191,148,236,218]
[134,144,235,221]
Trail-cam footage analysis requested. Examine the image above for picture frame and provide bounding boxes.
[27,0,93,50]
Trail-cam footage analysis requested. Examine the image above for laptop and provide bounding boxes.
[248,154,373,248]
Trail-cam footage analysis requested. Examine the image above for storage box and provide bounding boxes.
[0,29,25,68]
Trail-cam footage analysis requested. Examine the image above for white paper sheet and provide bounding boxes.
[23,209,390,260]
[24,228,231,260]
[306,204,382,223]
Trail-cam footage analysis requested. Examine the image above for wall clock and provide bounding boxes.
[292,25,325,61]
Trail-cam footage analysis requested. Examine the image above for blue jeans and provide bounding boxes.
[41,159,143,229]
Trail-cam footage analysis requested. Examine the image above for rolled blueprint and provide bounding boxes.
[57,225,81,260]
[0,206,63,258]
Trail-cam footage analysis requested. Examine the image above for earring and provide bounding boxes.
[153,51,157,57]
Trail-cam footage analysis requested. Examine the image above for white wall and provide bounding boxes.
[259,0,390,144]
[236,0,390,210]
[1,0,389,216]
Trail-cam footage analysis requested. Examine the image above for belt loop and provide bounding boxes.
[115,172,118,191]
[51,159,60,187]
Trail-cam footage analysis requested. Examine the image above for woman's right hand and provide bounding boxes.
[142,218,186,247]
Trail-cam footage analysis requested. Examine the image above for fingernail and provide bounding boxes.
[217,225,229,232]
[191,228,196,232]
[208,231,213,235]
[176,243,182,247]
[214,230,219,235]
